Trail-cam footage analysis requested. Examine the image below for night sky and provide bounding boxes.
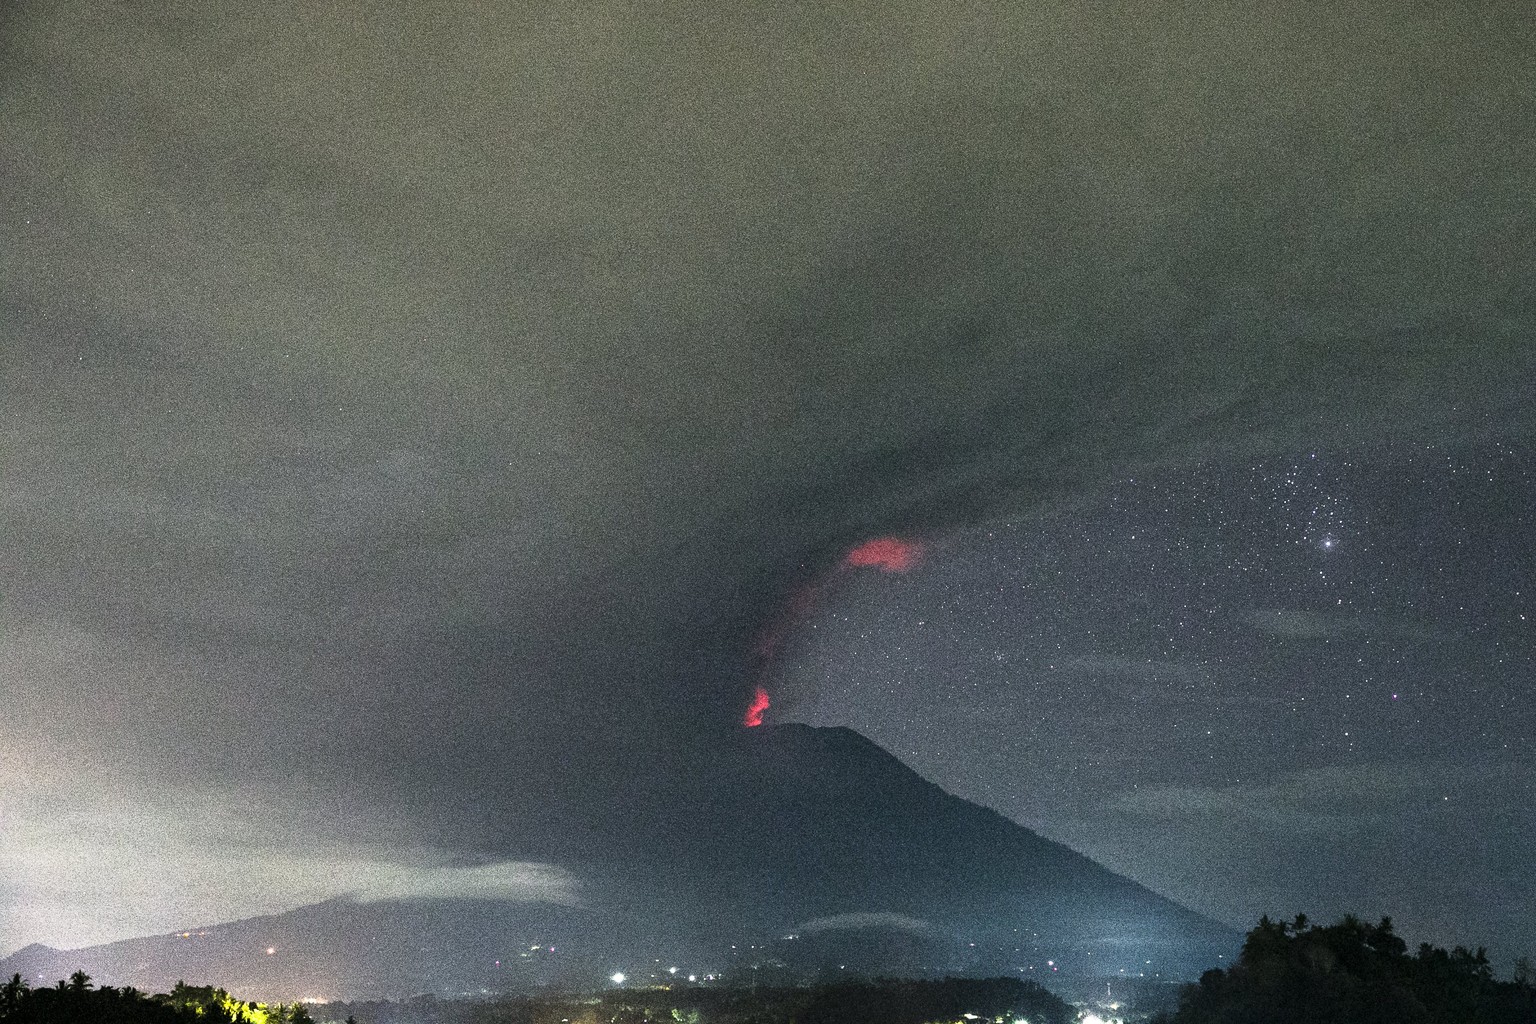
[785,441,1535,958]
[3,0,1533,972]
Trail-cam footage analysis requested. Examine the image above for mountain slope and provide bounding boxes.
[602,724,1236,966]
[1,724,1236,999]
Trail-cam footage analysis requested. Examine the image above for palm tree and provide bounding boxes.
[1,973,27,1011]
[67,968,93,993]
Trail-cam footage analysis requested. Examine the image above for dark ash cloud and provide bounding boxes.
[3,0,1533,947]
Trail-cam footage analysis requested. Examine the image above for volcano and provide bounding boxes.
[1,725,1236,1000]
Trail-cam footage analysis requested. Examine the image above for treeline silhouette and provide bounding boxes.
[1156,914,1536,1024]
[0,973,332,1024]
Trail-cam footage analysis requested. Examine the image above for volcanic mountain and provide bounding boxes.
[1,724,1236,1000]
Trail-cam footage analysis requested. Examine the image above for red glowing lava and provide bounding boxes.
[843,536,923,573]
[742,685,771,727]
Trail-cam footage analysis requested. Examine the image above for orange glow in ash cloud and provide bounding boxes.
[742,686,771,727]
[746,538,924,725]
[842,537,923,573]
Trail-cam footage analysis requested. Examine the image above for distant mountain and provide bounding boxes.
[1,724,1237,1000]
[0,944,62,979]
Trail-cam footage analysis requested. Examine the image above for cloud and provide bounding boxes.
[1241,609,1460,642]
[1240,609,1357,640]
[1064,759,1536,958]
[797,912,933,935]
[348,861,578,906]
[1108,760,1536,836]
[0,779,577,951]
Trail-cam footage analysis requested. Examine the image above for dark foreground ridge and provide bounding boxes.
[0,725,1237,1000]
[1155,915,1536,1024]
[0,975,319,1024]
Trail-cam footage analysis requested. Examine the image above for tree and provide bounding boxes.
[66,970,92,994]
[1159,915,1536,1024]
[1,974,27,1013]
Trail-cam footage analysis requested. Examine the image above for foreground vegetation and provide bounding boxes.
[1156,915,1536,1024]
[0,974,334,1024]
